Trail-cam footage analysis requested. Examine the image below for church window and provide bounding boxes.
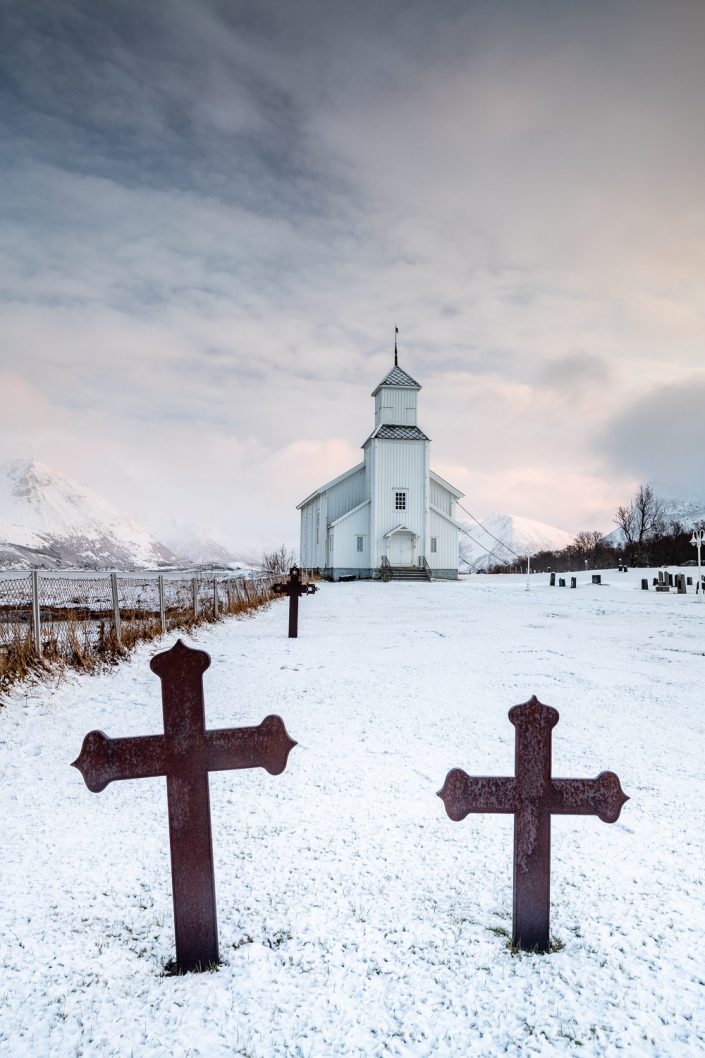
[395,491,406,510]
[430,537,438,553]
[356,535,364,552]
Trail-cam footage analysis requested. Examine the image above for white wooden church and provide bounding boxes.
[297,354,463,580]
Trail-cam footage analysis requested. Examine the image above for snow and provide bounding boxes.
[460,512,575,569]
[1,571,704,1057]
[0,459,175,568]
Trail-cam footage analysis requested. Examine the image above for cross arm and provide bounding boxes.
[206,715,297,776]
[551,771,629,823]
[72,731,167,792]
[437,769,516,821]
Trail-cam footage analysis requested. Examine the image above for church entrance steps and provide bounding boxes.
[385,566,431,582]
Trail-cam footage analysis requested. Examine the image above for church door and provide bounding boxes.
[389,532,414,566]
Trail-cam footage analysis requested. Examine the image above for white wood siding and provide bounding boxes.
[374,387,418,427]
[330,502,371,568]
[326,465,366,524]
[371,439,427,563]
[430,477,453,514]
[429,507,459,570]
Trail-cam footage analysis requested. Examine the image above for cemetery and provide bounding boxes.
[1,568,703,1057]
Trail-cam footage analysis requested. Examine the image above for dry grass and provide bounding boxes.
[0,576,275,698]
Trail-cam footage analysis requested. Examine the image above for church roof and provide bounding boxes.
[371,364,421,396]
[376,424,429,441]
[362,423,430,445]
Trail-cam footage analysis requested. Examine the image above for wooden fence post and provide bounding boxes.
[110,572,122,647]
[192,578,198,618]
[158,575,166,633]
[31,570,42,657]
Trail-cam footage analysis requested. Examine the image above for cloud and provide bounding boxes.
[598,378,705,497]
[1,0,705,548]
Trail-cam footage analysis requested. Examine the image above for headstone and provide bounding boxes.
[550,573,556,586]
[272,566,318,638]
[687,577,693,586]
[668,574,674,587]
[655,585,670,592]
[658,572,664,584]
[559,578,566,587]
[72,640,297,972]
[676,574,687,594]
[438,696,628,953]
[592,574,602,585]
[641,579,649,590]
[652,578,658,586]
[570,577,577,589]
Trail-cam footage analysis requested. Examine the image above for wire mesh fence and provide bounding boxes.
[0,571,276,692]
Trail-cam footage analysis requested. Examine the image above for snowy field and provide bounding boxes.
[1,571,703,1057]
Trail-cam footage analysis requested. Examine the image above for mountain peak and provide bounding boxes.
[459,512,575,569]
[0,458,176,569]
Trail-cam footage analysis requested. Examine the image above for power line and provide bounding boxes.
[456,500,525,563]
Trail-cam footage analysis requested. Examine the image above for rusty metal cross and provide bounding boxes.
[438,696,628,952]
[272,565,317,638]
[72,639,297,972]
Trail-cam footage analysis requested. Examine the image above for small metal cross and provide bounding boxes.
[72,639,297,972]
[438,695,629,952]
[272,566,317,638]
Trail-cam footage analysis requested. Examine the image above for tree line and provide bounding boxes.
[484,484,705,574]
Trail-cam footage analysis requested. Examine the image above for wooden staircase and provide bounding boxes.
[386,565,431,582]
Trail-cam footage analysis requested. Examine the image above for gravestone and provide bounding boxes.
[652,578,658,586]
[570,577,577,588]
[72,640,297,972]
[559,578,566,587]
[438,696,628,953]
[272,566,318,638]
[687,577,693,586]
[676,574,687,594]
[549,573,556,586]
[592,574,602,585]
[658,572,664,584]
[641,579,649,590]
[669,573,674,587]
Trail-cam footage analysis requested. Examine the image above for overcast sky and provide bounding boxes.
[1,0,704,553]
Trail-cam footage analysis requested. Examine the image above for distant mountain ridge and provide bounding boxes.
[0,459,176,569]
[459,513,575,570]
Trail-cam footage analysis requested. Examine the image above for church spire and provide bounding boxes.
[394,325,398,366]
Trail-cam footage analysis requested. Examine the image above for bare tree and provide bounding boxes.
[572,530,605,569]
[261,544,295,573]
[614,484,665,564]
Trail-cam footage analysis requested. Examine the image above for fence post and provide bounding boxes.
[110,572,122,647]
[158,575,166,633]
[192,578,198,618]
[31,570,42,657]
[213,578,218,618]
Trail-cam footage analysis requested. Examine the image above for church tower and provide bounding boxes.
[297,349,463,580]
[364,363,429,569]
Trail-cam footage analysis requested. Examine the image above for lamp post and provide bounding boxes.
[691,529,705,602]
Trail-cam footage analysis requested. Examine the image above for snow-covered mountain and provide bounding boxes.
[459,513,575,570]
[0,459,176,569]
[158,520,248,568]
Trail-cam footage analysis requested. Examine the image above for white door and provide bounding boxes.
[389,532,413,566]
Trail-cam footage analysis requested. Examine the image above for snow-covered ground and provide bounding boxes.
[1,571,703,1057]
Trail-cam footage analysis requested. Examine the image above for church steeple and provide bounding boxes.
[394,324,398,367]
